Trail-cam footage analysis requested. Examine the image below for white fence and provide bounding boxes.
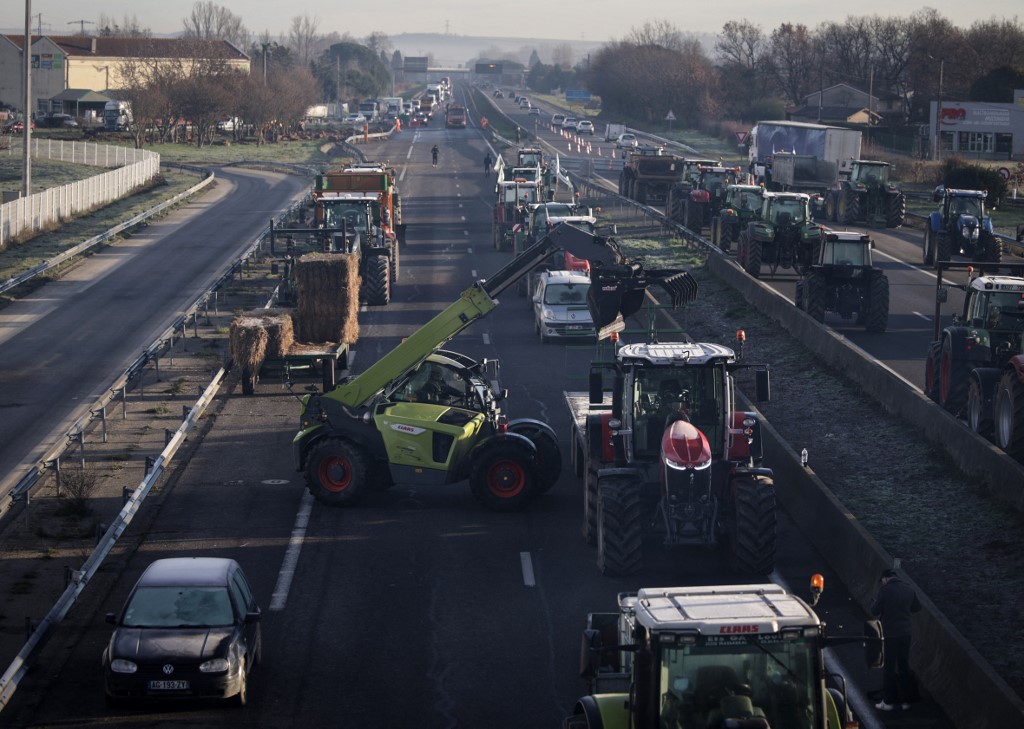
[0,140,160,250]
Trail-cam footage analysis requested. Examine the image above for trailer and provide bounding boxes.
[748,121,861,184]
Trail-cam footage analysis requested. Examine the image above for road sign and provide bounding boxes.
[665,110,676,121]
[735,131,749,145]
[404,57,428,73]
[475,62,503,75]
[566,89,592,103]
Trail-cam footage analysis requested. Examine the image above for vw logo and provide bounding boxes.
[162,664,175,675]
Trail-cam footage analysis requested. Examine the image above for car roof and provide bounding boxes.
[540,269,591,284]
[137,557,239,587]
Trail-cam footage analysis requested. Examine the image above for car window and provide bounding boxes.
[230,570,255,614]
[543,283,589,305]
[123,586,235,627]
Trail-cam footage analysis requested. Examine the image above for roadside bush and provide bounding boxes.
[59,466,98,515]
[940,157,1009,207]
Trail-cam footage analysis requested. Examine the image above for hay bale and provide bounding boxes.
[292,253,360,344]
[229,310,295,370]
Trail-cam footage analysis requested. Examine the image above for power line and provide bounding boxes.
[68,20,95,34]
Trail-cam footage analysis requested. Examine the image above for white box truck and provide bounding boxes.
[604,123,626,142]
[748,121,861,183]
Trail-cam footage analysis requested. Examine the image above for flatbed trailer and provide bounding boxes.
[242,341,349,395]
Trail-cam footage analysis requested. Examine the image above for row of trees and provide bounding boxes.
[578,11,1024,130]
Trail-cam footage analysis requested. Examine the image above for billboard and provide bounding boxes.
[404,57,428,73]
[475,62,503,75]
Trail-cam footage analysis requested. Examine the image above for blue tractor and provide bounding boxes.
[922,186,1002,268]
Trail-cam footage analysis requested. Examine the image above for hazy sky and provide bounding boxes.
[3,1,1020,43]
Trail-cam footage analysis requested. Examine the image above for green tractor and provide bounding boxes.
[565,580,882,729]
[823,160,906,228]
[737,192,823,278]
[795,231,889,332]
[710,184,764,254]
[293,223,698,511]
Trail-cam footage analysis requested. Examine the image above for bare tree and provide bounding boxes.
[815,17,875,89]
[289,14,321,66]
[365,32,392,57]
[182,1,249,48]
[97,13,150,37]
[551,43,574,69]
[626,20,685,52]
[716,20,766,70]
[765,23,817,107]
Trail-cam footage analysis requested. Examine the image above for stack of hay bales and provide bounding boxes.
[229,309,295,375]
[291,252,360,344]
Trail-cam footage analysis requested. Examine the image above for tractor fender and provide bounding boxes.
[943,326,987,366]
[691,189,710,204]
[568,694,630,729]
[982,217,995,234]
[293,414,388,472]
[507,417,558,444]
[1006,355,1024,382]
[927,211,943,234]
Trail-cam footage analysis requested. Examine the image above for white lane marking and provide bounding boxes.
[270,491,314,610]
[483,333,491,345]
[467,248,474,254]
[520,552,536,587]
[471,270,477,277]
[913,310,932,321]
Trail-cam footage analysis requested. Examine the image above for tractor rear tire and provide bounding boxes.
[824,192,838,222]
[865,275,890,333]
[924,341,942,402]
[994,371,1024,457]
[935,232,952,268]
[939,336,969,415]
[804,272,826,323]
[720,221,734,254]
[508,423,562,493]
[743,236,762,279]
[794,279,805,311]
[306,438,372,507]
[364,255,391,305]
[710,217,720,247]
[887,192,906,228]
[922,228,935,265]
[596,477,644,576]
[967,378,993,436]
[838,188,859,225]
[469,440,540,511]
[729,475,776,575]
[636,183,647,205]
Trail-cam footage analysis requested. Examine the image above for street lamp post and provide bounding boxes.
[933,59,944,161]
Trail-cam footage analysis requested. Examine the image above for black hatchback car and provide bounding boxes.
[102,557,262,706]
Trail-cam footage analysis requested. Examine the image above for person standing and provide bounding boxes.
[483,152,493,176]
[431,144,439,167]
[871,568,922,711]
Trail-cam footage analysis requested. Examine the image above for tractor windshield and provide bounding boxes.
[656,633,823,729]
[769,199,807,225]
[968,291,1024,330]
[631,367,724,459]
[325,204,370,234]
[854,164,889,186]
[822,240,868,266]
[702,171,731,191]
[950,197,982,218]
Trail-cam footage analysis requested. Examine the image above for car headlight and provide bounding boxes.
[199,658,230,673]
[543,308,557,321]
[109,659,137,674]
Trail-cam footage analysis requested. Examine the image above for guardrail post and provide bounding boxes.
[95,405,107,443]
[25,617,37,642]
[120,386,127,419]
[154,354,161,382]
[70,431,85,468]
[95,522,107,545]
[192,310,199,337]
[122,486,132,504]
[145,456,154,475]
[52,457,61,497]
[165,429,174,445]
[182,405,189,422]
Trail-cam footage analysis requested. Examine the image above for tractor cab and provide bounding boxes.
[762,192,812,227]
[849,160,892,187]
[818,231,872,268]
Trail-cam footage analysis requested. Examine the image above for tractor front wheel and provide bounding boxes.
[803,272,826,323]
[924,342,942,402]
[729,475,776,575]
[581,460,598,544]
[967,378,992,436]
[994,371,1024,457]
[939,336,969,414]
[306,438,371,506]
[596,477,644,575]
[720,221,734,254]
[887,192,906,227]
[469,440,540,511]
[922,228,934,265]
[743,235,762,278]
[364,255,391,305]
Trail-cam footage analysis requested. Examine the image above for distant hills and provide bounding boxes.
[389,32,608,69]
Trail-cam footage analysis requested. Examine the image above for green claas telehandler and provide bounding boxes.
[292,223,698,511]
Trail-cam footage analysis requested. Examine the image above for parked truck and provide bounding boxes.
[924,262,1024,457]
[445,103,467,128]
[566,332,775,576]
[619,147,685,206]
[293,222,696,511]
[565,579,882,729]
[748,121,861,185]
[604,123,625,142]
[102,100,133,132]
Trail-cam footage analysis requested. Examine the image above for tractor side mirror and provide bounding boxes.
[755,369,771,402]
[937,286,949,304]
[589,369,603,404]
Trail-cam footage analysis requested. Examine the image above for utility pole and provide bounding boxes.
[22,0,32,198]
[262,42,270,85]
[933,59,944,161]
[68,19,94,34]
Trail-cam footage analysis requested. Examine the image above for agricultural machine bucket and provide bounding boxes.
[588,263,698,340]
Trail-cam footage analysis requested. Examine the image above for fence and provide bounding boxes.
[0,140,160,250]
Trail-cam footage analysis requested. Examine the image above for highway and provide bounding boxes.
[0,95,956,727]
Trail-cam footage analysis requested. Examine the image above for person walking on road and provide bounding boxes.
[871,568,922,711]
[431,144,439,167]
[483,151,493,176]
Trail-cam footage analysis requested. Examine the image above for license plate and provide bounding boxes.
[148,680,190,690]
[566,325,586,331]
